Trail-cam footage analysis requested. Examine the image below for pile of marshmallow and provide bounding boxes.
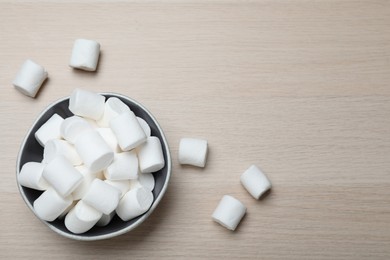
[18,88,165,234]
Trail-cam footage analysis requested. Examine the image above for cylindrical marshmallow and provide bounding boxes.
[137,136,165,173]
[104,179,131,198]
[59,200,77,219]
[137,117,151,137]
[212,195,246,231]
[72,165,99,200]
[116,187,154,221]
[240,165,272,199]
[43,139,82,166]
[109,111,147,151]
[97,97,130,127]
[104,151,138,180]
[138,172,155,191]
[69,88,105,120]
[42,156,83,197]
[96,211,115,227]
[60,116,93,144]
[84,118,100,129]
[13,59,48,98]
[83,179,121,215]
[33,188,73,222]
[178,138,208,167]
[65,200,103,234]
[34,113,64,147]
[18,162,50,191]
[69,39,100,72]
[96,128,121,152]
[74,129,114,172]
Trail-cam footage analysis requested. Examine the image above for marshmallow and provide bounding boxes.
[33,188,73,221]
[35,114,64,147]
[72,165,99,200]
[96,127,121,152]
[138,172,155,191]
[65,200,103,234]
[74,129,114,172]
[109,111,147,151]
[59,200,77,219]
[83,179,121,215]
[116,187,154,221]
[60,116,92,144]
[137,136,165,173]
[212,195,246,231]
[137,117,151,137]
[69,88,105,120]
[84,118,100,129]
[96,212,115,227]
[12,59,48,98]
[43,139,82,166]
[104,151,138,180]
[42,156,83,197]
[178,138,208,167]
[18,162,49,191]
[69,39,101,72]
[129,179,141,190]
[104,179,131,198]
[240,165,272,199]
[97,97,130,127]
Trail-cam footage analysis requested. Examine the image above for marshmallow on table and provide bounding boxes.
[109,111,147,151]
[60,116,92,144]
[104,151,138,180]
[33,188,73,221]
[212,195,246,231]
[18,162,49,191]
[83,179,121,215]
[104,179,131,198]
[42,156,83,197]
[43,139,82,166]
[69,39,100,72]
[65,200,103,234]
[35,114,64,147]
[72,165,100,200]
[97,97,130,127]
[178,138,208,167]
[69,88,105,120]
[96,128,121,152]
[96,211,115,227]
[13,59,48,98]
[74,129,114,172]
[137,136,165,173]
[240,165,272,199]
[116,187,154,221]
[137,117,151,137]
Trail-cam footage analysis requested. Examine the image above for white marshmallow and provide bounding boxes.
[240,165,272,199]
[33,188,73,221]
[18,162,49,191]
[60,116,92,144]
[72,165,99,200]
[13,59,48,98]
[104,151,138,180]
[96,128,121,152]
[97,97,130,127]
[65,200,102,234]
[69,88,105,120]
[96,212,115,227]
[138,172,155,191]
[43,139,82,166]
[59,200,77,219]
[137,117,151,137]
[212,195,246,231]
[137,136,165,173]
[83,179,121,215]
[69,39,101,72]
[178,138,208,167]
[42,156,83,197]
[109,111,147,151]
[35,114,64,147]
[84,118,100,129]
[116,187,154,221]
[104,179,131,198]
[74,129,114,172]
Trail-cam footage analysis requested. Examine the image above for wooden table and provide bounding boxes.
[1,1,389,259]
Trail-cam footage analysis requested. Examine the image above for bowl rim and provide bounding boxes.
[16,92,172,241]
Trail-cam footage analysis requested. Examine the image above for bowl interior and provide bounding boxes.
[17,93,171,240]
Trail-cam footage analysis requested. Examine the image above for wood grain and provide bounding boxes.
[1,1,390,259]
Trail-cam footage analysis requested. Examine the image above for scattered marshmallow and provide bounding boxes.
[137,117,151,137]
[178,138,208,167]
[69,88,105,120]
[74,129,114,172]
[33,188,73,221]
[96,127,121,152]
[72,165,99,200]
[97,97,130,127]
[42,156,83,197]
[18,162,50,191]
[12,59,48,98]
[43,139,82,166]
[96,212,115,227]
[104,151,138,180]
[65,200,103,234]
[109,111,147,151]
[35,113,64,147]
[60,116,92,144]
[240,165,271,199]
[137,136,165,173]
[69,39,101,72]
[212,195,246,231]
[83,179,121,215]
[116,187,154,221]
[104,179,131,198]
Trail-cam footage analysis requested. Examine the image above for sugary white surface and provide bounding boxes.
[34,113,64,147]
[104,179,131,198]
[97,97,130,127]
[65,200,103,234]
[96,211,115,227]
[116,187,154,221]
[178,138,208,167]
[212,195,246,231]
[43,139,82,166]
[240,165,272,199]
[18,162,49,191]
[33,188,73,222]
[13,59,48,98]
[96,127,121,152]
[69,39,100,71]
[60,116,92,144]
[104,151,138,180]
[137,136,165,173]
[83,179,121,215]
[138,172,155,191]
[68,88,105,120]
[137,117,151,137]
[72,165,99,200]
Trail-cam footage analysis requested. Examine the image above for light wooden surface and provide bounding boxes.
[1,1,390,259]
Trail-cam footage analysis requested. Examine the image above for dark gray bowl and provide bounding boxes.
[16,93,171,240]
